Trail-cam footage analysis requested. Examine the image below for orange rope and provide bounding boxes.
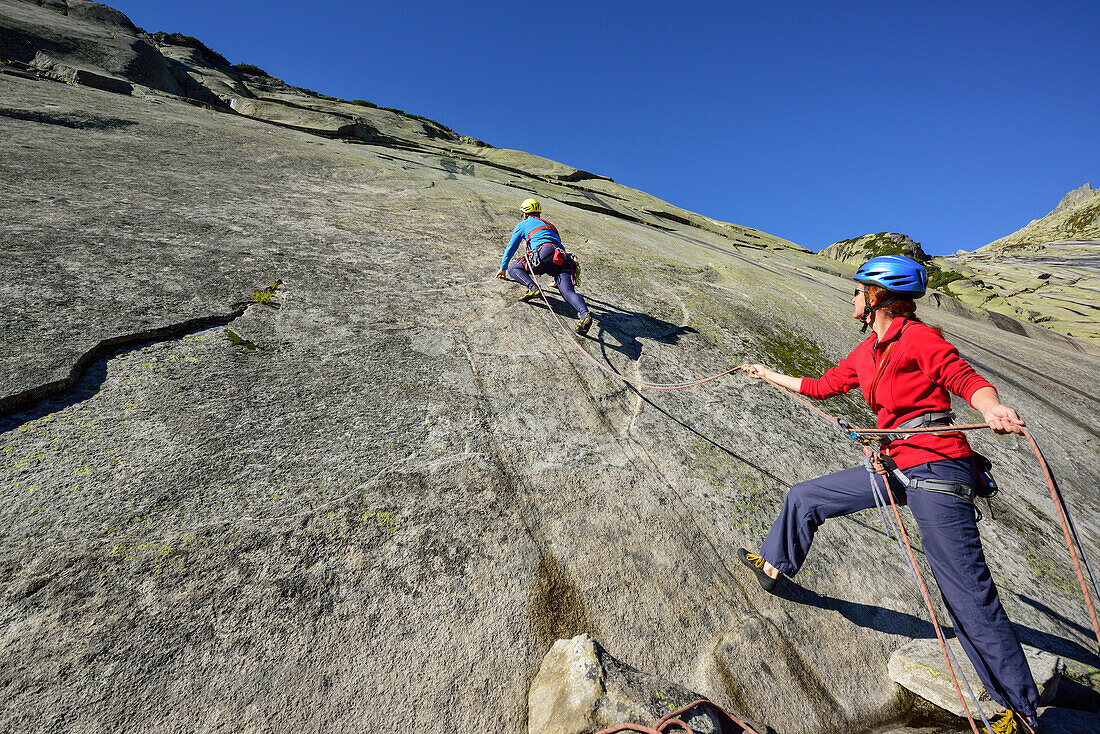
[764,379,1100,660]
[595,698,763,734]
[851,423,1100,651]
[863,444,984,734]
[1019,428,1100,652]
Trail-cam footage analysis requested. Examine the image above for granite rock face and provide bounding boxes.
[0,0,802,257]
[2,3,1100,734]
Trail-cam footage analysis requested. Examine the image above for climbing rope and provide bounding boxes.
[595,698,763,734]
[762,378,1099,734]
[515,250,1094,731]
[521,252,738,390]
[863,448,991,734]
[850,422,1100,655]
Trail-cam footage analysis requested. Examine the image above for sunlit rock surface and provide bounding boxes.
[528,633,775,733]
[818,233,929,265]
[888,639,1061,718]
[2,2,1100,733]
[938,184,1100,343]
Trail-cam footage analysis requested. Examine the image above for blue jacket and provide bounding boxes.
[500,217,562,270]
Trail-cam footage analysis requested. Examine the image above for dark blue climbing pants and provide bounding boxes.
[508,244,589,317]
[759,457,1040,718]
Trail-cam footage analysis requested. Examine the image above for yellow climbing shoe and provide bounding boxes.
[737,548,778,593]
[519,288,541,302]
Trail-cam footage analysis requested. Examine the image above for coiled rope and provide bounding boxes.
[594,698,763,734]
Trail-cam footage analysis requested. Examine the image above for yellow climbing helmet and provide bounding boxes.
[520,198,541,214]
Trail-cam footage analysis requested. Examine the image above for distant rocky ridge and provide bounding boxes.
[817,232,929,264]
[983,183,1100,251]
[939,184,1100,343]
[816,187,1099,343]
[0,0,801,253]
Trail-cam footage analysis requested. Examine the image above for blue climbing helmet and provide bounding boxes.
[854,255,927,297]
[853,255,927,333]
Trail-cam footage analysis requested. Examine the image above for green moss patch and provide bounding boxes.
[225,330,258,350]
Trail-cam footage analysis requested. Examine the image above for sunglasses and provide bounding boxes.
[853,287,867,297]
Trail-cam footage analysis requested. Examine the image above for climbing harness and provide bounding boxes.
[762,379,1097,734]
[596,698,764,734]
[870,444,996,520]
[523,218,569,269]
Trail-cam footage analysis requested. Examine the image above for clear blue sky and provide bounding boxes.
[112,0,1098,255]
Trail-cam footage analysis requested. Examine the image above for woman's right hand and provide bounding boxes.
[738,363,805,393]
[739,363,770,380]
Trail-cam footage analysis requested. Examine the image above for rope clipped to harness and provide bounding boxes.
[519,244,738,391]
[759,378,1098,732]
[861,445,992,734]
[849,423,1100,649]
[595,698,764,734]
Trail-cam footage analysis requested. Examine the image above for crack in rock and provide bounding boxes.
[0,305,255,421]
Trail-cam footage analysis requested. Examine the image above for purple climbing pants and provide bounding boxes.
[760,457,1040,718]
[508,244,589,317]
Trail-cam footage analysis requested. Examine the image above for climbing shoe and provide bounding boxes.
[576,312,593,336]
[519,288,541,302]
[985,710,1035,734]
[738,548,778,593]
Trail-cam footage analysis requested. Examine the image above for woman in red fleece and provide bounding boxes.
[737,255,1039,734]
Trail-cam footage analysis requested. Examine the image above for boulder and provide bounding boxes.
[888,639,1062,718]
[529,634,767,734]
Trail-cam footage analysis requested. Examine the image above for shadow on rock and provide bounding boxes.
[0,107,138,130]
[586,295,700,361]
[0,360,109,437]
[1012,621,1100,668]
[774,582,1100,671]
[774,579,938,640]
[524,293,697,362]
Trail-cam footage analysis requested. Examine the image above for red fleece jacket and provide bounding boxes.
[799,317,994,470]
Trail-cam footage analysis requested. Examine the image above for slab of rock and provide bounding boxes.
[3,4,1100,734]
[529,634,769,734]
[888,638,1062,718]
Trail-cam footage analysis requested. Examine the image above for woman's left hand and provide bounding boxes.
[982,403,1026,435]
